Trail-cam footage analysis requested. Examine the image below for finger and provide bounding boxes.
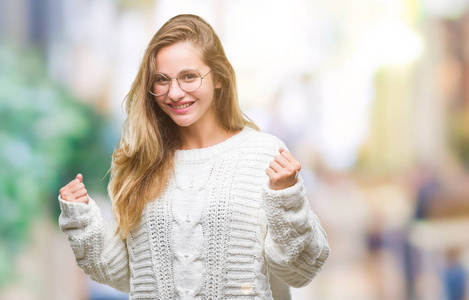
[269,160,283,173]
[60,181,83,196]
[266,167,276,179]
[68,182,85,194]
[280,151,301,171]
[76,173,83,183]
[61,191,78,202]
[61,186,88,202]
[59,179,80,195]
[274,154,291,169]
[278,147,298,165]
[60,193,71,201]
[71,187,88,199]
[76,195,89,204]
[60,178,79,190]
[279,149,294,162]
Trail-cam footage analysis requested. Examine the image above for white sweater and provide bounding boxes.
[58,127,330,300]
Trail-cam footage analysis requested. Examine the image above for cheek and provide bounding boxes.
[192,88,214,106]
[154,96,166,107]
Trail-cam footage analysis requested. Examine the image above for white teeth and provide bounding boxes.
[172,103,192,109]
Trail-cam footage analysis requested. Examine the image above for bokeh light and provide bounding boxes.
[1,0,469,299]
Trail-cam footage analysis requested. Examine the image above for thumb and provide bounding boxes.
[76,173,83,183]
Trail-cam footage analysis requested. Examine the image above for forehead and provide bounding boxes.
[155,41,205,74]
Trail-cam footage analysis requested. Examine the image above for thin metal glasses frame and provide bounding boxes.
[149,69,212,96]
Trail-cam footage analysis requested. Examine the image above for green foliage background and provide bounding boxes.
[0,45,116,287]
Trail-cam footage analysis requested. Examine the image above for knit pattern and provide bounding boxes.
[127,211,158,299]
[58,127,330,300]
[201,151,238,299]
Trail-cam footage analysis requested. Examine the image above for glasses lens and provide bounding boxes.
[152,74,170,96]
[178,70,201,92]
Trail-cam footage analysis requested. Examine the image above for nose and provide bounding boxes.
[167,78,185,102]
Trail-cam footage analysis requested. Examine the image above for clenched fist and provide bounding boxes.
[59,173,89,204]
[266,148,301,190]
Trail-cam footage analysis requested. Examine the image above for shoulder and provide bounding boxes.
[240,127,287,158]
[243,127,286,147]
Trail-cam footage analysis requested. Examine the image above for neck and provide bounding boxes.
[178,123,234,150]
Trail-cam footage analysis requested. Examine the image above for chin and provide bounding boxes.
[171,117,196,128]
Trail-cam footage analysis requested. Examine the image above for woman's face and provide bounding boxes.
[152,41,220,130]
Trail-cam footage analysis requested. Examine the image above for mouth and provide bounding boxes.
[170,102,194,109]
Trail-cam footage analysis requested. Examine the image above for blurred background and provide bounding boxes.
[1,0,469,299]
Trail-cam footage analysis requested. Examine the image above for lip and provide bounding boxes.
[166,101,195,114]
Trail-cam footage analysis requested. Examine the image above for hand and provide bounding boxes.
[266,148,301,190]
[59,173,89,204]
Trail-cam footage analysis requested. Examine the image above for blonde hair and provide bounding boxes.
[108,14,258,238]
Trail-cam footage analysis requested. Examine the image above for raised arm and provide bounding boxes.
[58,174,130,292]
[264,149,330,287]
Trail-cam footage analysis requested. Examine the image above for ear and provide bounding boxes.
[215,81,222,89]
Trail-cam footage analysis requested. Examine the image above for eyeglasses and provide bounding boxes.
[149,69,212,96]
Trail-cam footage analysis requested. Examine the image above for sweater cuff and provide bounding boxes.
[262,176,305,210]
[58,196,100,232]
[58,195,92,217]
[263,176,312,235]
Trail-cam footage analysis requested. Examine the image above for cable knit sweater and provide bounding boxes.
[58,127,330,300]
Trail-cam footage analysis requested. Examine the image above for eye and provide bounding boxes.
[155,74,170,84]
[179,71,200,82]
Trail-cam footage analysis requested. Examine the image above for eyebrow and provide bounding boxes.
[154,68,202,76]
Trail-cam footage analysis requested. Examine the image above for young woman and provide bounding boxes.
[58,14,329,300]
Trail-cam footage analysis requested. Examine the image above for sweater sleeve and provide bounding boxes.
[58,196,130,293]
[262,176,330,288]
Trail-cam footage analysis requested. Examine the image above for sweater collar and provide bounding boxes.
[174,126,252,163]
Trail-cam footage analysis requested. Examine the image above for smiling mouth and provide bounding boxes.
[171,102,193,109]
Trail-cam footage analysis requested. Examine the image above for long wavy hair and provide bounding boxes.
[108,14,258,238]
